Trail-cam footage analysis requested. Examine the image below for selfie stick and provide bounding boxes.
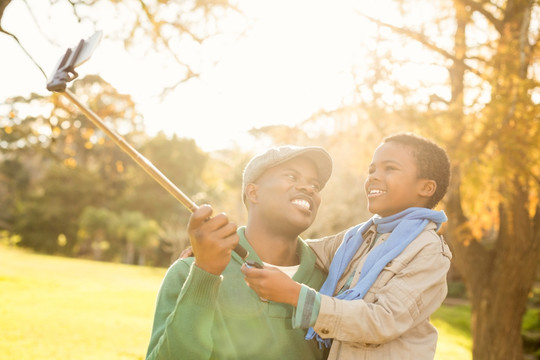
[46,31,249,260]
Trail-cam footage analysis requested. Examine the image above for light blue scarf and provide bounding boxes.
[306,207,447,347]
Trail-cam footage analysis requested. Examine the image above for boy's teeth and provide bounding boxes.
[370,189,385,194]
[292,199,310,210]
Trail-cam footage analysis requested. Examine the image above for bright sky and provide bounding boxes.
[0,0,420,152]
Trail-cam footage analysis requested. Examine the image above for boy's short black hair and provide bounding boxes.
[383,133,450,209]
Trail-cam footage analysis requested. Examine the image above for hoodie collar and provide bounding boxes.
[233,226,316,282]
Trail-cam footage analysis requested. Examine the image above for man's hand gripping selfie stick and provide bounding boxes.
[46,32,250,261]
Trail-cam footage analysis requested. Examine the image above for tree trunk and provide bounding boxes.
[125,241,136,264]
[447,167,540,359]
[0,0,12,24]
[443,1,540,358]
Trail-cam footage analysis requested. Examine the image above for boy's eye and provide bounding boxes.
[311,183,321,192]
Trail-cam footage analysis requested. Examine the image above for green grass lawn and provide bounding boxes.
[0,245,472,359]
[433,305,472,360]
[0,245,166,360]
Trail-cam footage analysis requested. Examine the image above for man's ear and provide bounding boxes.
[419,179,437,198]
[245,183,259,204]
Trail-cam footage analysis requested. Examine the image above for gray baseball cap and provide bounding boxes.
[242,145,333,202]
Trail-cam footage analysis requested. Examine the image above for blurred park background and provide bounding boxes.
[0,0,539,359]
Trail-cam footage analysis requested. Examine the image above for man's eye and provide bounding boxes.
[286,174,297,181]
[311,184,321,192]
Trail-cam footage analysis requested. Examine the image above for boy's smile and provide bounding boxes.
[365,141,434,217]
[367,189,387,197]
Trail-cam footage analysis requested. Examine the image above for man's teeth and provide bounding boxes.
[369,189,386,195]
[292,199,311,210]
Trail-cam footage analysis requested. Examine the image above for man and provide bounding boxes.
[145,145,332,359]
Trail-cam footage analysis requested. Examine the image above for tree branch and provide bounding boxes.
[0,27,47,79]
[358,12,485,80]
[66,0,84,22]
[0,0,11,24]
[21,0,62,47]
[137,0,202,95]
[456,0,504,33]
[158,70,199,99]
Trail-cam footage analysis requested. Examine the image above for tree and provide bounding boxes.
[0,0,241,93]
[442,2,540,358]
[1,71,213,265]
[127,133,208,219]
[110,210,162,265]
[1,75,146,255]
[323,1,539,358]
[77,206,115,260]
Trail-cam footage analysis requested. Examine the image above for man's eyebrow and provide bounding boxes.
[282,167,320,183]
[281,167,300,174]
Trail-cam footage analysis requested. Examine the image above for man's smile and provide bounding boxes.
[291,195,313,211]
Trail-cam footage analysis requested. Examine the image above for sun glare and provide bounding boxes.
[128,1,388,152]
[2,1,451,152]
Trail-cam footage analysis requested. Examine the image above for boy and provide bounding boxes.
[145,145,332,359]
[243,133,452,360]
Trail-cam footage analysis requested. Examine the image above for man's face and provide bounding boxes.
[364,141,429,217]
[250,156,322,234]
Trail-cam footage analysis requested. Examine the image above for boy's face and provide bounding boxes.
[364,141,433,217]
[248,156,322,233]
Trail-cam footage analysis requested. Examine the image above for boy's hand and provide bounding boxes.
[179,246,194,258]
[241,265,302,306]
[188,204,239,275]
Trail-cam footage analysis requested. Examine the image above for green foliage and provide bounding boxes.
[112,210,163,265]
[13,164,108,255]
[125,133,208,222]
[521,309,540,358]
[77,206,116,260]
[447,281,468,299]
[523,308,540,332]
[0,76,208,265]
[0,158,29,230]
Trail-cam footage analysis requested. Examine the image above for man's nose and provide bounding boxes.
[296,180,315,194]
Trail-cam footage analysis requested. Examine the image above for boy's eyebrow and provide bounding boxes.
[370,159,403,166]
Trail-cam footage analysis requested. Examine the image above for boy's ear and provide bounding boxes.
[245,183,259,204]
[419,179,437,198]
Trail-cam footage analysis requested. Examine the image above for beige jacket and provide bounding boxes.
[307,222,452,360]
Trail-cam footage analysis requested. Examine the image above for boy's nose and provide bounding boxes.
[367,172,377,181]
[366,168,382,183]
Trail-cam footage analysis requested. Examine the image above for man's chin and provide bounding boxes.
[292,218,315,235]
